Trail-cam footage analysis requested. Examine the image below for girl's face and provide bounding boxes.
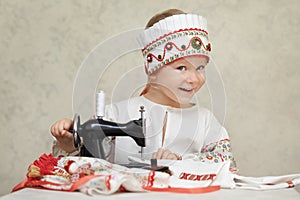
[148,56,208,107]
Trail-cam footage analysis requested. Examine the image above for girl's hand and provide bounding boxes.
[50,118,76,153]
[152,148,179,160]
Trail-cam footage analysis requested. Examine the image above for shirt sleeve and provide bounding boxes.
[182,110,237,172]
[52,140,81,157]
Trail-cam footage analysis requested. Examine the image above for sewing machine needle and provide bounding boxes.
[141,147,144,160]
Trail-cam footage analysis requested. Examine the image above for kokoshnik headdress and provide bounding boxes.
[137,14,211,75]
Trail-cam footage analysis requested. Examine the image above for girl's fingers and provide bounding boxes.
[51,119,73,138]
[166,153,177,160]
[61,130,73,139]
[58,121,65,135]
[152,152,158,159]
[63,119,73,130]
[156,148,165,159]
[161,149,171,159]
[152,148,178,160]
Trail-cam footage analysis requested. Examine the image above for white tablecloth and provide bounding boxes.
[0,188,299,200]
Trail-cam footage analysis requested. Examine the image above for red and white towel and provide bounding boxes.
[12,154,300,195]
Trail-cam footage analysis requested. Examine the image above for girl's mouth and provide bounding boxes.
[179,87,193,93]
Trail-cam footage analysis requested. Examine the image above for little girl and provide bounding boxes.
[51,9,236,169]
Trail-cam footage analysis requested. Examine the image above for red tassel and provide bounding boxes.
[27,153,60,177]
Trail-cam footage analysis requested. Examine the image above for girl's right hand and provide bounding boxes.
[152,148,179,160]
[50,118,76,153]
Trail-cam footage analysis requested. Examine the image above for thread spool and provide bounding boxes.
[96,90,105,118]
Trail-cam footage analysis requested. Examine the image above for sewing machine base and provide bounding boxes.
[79,145,170,173]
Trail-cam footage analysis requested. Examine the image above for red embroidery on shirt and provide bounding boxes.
[206,155,213,160]
[219,153,224,162]
[201,139,230,153]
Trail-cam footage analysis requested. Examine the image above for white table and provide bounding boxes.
[0,188,299,200]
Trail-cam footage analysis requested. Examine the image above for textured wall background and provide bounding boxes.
[0,0,299,195]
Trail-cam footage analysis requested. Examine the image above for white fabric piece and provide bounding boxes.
[233,174,300,190]
[168,160,235,188]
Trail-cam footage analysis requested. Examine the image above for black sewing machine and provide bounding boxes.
[70,91,146,161]
[69,91,170,172]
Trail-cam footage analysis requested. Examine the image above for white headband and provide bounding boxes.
[137,14,211,74]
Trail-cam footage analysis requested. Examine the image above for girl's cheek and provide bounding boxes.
[199,72,206,80]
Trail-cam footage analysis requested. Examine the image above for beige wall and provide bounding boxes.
[0,0,299,195]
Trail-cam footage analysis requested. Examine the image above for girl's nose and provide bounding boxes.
[185,70,200,84]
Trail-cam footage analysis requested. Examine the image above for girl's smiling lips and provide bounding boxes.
[179,87,194,93]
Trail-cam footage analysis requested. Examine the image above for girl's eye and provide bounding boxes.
[177,66,186,71]
[196,65,205,71]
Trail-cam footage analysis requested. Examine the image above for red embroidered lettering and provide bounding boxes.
[179,172,190,180]
[188,174,196,180]
[203,174,210,180]
[178,172,217,181]
[208,174,216,181]
[195,175,201,181]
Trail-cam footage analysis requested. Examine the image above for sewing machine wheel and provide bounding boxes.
[73,113,81,148]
